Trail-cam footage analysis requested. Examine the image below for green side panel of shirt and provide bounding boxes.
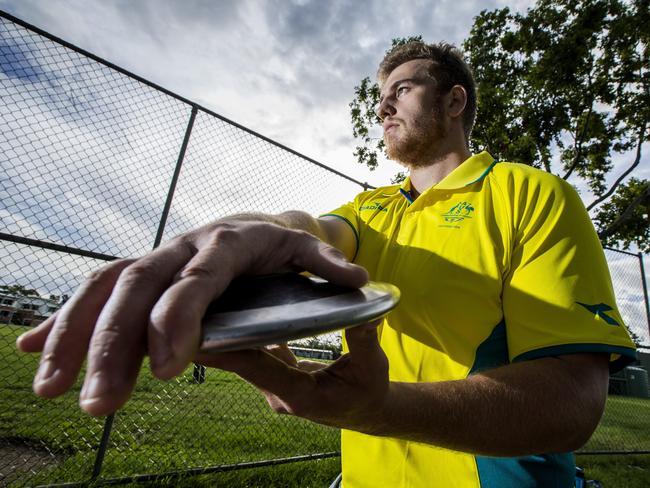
[469,321,575,487]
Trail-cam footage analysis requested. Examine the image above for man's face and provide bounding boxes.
[377,59,448,167]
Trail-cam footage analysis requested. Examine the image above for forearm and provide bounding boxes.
[361,355,608,456]
[218,211,326,239]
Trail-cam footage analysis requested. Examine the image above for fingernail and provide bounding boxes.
[81,373,110,401]
[36,360,57,383]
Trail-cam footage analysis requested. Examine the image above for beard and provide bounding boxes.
[384,107,448,168]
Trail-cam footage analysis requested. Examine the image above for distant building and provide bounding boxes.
[0,293,60,326]
[289,346,337,361]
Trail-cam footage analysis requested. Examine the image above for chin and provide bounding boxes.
[387,145,428,169]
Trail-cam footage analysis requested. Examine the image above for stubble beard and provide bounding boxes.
[385,109,448,169]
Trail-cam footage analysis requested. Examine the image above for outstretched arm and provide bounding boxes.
[16,211,360,416]
[199,325,610,457]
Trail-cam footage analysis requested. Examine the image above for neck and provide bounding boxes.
[408,146,472,196]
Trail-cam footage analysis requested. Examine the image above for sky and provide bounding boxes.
[0,0,648,344]
[0,0,538,185]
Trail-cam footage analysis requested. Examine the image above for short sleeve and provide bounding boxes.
[502,175,637,373]
[320,199,361,259]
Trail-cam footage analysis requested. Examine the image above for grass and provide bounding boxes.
[577,455,650,487]
[1,323,649,487]
[0,325,339,487]
[581,395,650,452]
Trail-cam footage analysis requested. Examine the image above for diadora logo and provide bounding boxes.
[442,202,475,223]
[577,302,620,326]
[360,201,388,212]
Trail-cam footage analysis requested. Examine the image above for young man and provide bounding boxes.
[18,42,636,487]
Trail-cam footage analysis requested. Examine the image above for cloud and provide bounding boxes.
[0,0,542,187]
[1,0,647,330]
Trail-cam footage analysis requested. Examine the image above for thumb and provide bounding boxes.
[344,319,383,356]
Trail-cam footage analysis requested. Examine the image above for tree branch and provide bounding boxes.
[562,68,595,181]
[562,105,593,180]
[587,124,646,211]
[597,181,650,241]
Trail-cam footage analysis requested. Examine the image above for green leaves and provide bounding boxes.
[595,178,650,252]
[348,0,648,250]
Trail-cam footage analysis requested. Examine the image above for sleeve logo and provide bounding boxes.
[360,202,388,212]
[576,302,620,326]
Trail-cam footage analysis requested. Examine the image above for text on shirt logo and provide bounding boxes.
[360,202,388,212]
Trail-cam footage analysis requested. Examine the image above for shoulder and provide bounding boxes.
[488,162,593,241]
[491,161,567,186]
[490,161,581,206]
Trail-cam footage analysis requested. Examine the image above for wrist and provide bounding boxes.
[350,380,394,436]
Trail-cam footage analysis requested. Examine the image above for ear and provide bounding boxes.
[446,85,468,119]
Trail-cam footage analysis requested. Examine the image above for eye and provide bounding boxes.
[396,85,410,98]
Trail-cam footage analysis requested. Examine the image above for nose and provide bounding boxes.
[375,97,396,120]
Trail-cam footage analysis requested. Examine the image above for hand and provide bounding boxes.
[195,321,389,432]
[15,220,368,416]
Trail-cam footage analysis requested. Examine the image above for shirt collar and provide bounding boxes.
[399,151,497,200]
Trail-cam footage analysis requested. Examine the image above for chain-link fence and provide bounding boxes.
[0,10,362,487]
[1,9,649,488]
[582,248,650,455]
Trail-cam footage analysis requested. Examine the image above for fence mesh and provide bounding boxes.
[1,10,649,488]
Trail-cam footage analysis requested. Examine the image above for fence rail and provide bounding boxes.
[1,10,649,488]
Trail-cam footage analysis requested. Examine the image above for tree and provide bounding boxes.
[0,284,40,297]
[349,0,649,251]
[595,178,650,250]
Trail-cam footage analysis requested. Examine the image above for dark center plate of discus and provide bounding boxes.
[200,273,400,352]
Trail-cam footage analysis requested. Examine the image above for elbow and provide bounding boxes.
[563,396,606,452]
[558,381,608,452]
[553,353,610,452]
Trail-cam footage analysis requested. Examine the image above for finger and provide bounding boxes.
[296,359,328,372]
[148,236,245,379]
[16,312,57,353]
[291,236,368,288]
[31,259,134,399]
[343,320,383,356]
[79,244,193,416]
[264,344,298,367]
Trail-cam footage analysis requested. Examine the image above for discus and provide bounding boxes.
[200,273,400,352]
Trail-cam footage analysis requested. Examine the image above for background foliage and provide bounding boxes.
[349,0,649,251]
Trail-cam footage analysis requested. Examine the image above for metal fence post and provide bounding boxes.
[639,253,650,341]
[150,105,203,385]
[193,364,206,384]
[153,105,199,249]
[91,413,115,480]
[87,106,199,483]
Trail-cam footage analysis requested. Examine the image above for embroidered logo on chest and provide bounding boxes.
[441,201,475,226]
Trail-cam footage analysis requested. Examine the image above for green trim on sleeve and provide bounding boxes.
[513,344,638,374]
[319,213,360,261]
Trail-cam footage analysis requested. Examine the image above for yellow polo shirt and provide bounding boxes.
[323,151,636,488]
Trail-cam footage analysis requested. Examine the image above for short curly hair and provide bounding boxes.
[377,41,477,142]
